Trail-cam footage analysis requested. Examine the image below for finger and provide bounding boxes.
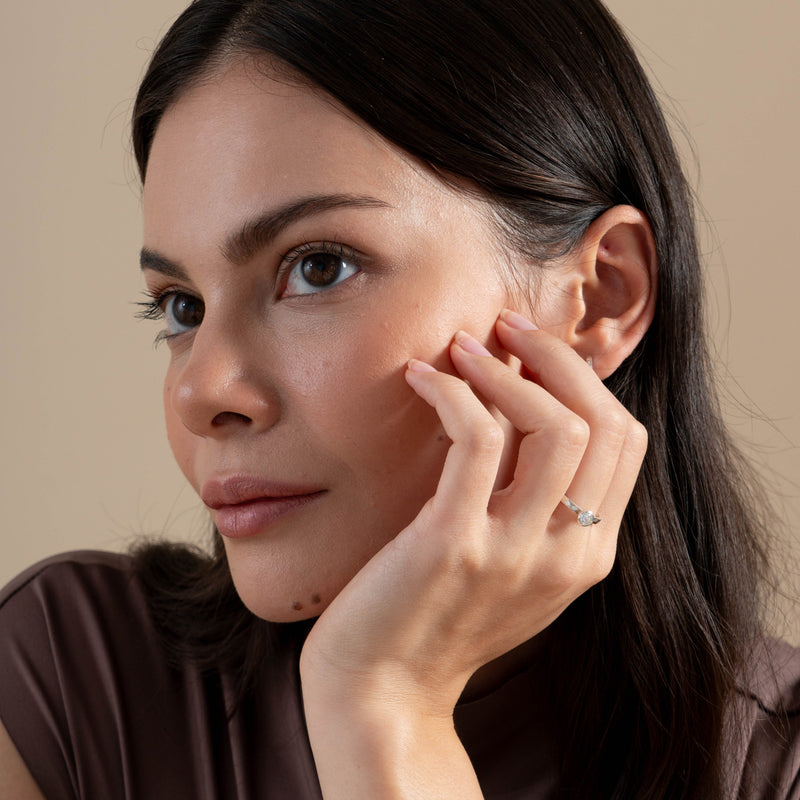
[492,316,636,525]
[450,332,616,529]
[448,334,591,526]
[577,416,648,533]
[555,419,648,584]
[404,360,506,522]
[495,312,615,432]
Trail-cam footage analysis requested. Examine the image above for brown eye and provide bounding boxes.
[283,247,360,297]
[165,292,204,333]
[300,253,345,287]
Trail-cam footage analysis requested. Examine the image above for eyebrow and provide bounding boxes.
[139,193,391,277]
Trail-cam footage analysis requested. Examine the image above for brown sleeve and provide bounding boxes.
[0,555,91,799]
[0,551,202,800]
[0,551,323,800]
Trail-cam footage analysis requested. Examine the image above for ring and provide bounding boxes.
[561,496,601,527]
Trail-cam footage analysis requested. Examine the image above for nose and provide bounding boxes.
[167,322,281,438]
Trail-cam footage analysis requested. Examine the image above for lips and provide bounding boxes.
[202,475,326,539]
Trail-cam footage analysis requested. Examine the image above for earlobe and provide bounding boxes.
[557,205,658,379]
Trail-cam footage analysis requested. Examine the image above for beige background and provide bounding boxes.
[1,2,798,642]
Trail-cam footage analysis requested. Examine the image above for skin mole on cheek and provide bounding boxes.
[292,601,304,612]
[311,594,321,605]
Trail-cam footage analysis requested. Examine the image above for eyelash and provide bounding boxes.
[281,239,355,262]
[134,239,361,345]
[134,288,188,347]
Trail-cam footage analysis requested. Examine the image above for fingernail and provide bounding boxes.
[407,358,437,373]
[500,309,538,331]
[454,330,493,357]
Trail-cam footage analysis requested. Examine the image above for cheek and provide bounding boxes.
[296,341,437,447]
[162,374,195,485]
[297,320,451,496]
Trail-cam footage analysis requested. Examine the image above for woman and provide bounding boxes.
[1,0,798,797]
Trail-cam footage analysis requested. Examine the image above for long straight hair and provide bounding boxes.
[131,2,771,796]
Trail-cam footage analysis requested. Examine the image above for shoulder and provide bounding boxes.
[733,637,800,799]
[0,549,175,704]
[0,550,173,797]
[0,550,147,650]
[0,551,315,798]
[0,550,137,608]
[0,549,159,707]
[0,550,261,797]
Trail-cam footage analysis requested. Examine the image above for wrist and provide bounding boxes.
[299,647,464,723]
[299,626,473,716]
[301,681,479,800]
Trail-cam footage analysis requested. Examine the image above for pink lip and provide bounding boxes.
[202,475,326,539]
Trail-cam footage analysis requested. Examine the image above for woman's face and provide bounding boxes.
[142,61,529,621]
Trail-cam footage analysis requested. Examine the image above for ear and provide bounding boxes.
[538,205,657,379]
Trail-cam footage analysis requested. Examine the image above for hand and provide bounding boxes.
[299,309,647,797]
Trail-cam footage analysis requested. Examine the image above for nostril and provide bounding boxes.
[211,411,252,427]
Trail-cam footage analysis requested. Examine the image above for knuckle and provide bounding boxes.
[544,557,583,594]
[590,543,617,583]
[558,414,591,450]
[539,536,618,597]
[464,417,505,456]
[547,555,611,597]
[488,368,521,403]
[533,414,588,468]
[601,406,629,441]
[585,399,628,448]
[445,538,488,580]
[627,419,649,456]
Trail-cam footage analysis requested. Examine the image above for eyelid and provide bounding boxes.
[140,281,183,304]
[279,240,361,270]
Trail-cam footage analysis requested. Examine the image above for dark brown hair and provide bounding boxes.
[131,1,772,796]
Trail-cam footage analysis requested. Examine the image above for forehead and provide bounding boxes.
[142,60,486,252]
[147,61,393,188]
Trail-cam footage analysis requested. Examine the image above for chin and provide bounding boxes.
[226,556,342,624]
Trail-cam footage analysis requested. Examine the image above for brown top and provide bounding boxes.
[0,551,798,799]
